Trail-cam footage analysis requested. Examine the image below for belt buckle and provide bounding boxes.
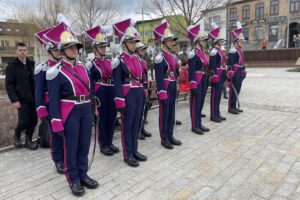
[170,72,174,76]
[79,95,85,102]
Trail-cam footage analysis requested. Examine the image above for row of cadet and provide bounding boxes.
[33,16,246,196]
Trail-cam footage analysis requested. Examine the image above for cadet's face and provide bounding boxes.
[50,49,62,60]
[125,41,137,52]
[64,45,78,58]
[138,49,146,57]
[199,40,205,47]
[96,45,106,55]
[165,40,175,50]
[237,40,243,48]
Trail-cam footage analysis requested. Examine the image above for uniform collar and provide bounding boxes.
[62,59,77,68]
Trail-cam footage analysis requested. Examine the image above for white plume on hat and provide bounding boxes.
[57,13,71,27]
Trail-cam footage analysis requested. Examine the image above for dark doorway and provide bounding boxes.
[288,22,300,48]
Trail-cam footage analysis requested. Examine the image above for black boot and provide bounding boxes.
[109,144,119,153]
[170,137,182,146]
[81,176,99,189]
[24,135,38,150]
[238,109,243,113]
[200,125,210,132]
[219,115,226,121]
[55,162,64,174]
[100,146,114,156]
[138,133,145,140]
[70,183,85,196]
[210,117,222,123]
[201,113,206,118]
[191,128,204,135]
[141,128,152,137]
[134,152,147,161]
[229,108,239,115]
[124,156,139,167]
[176,120,182,125]
[161,140,173,149]
[14,131,22,148]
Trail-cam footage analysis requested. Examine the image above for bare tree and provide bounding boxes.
[69,0,120,32]
[144,0,224,37]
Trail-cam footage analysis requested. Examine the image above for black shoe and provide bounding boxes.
[224,96,228,99]
[14,133,22,149]
[210,117,222,123]
[191,128,204,135]
[161,140,174,149]
[81,176,99,189]
[170,137,182,146]
[24,135,38,150]
[55,162,64,174]
[109,144,119,153]
[200,125,210,132]
[176,120,182,125]
[124,156,139,167]
[141,128,152,137]
[219,115,226,121]
[201,113,206,118]
[100,146,114,156]
[134,152,147,162]
[229,109,239,115]
[138,133,146,140]
[238,109,243,113]
[70,183,85,196]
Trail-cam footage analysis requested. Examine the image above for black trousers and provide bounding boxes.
[15,102,38,136]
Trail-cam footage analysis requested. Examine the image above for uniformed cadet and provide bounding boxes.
[112,19,147,167]
[85,26,119,156]
[135,42,152,140]
[208,23,227,123]
[153,19,182,149]
[187,24,210,135]
[45,22,98,196]
[228,21,247,114]
[34,27,64,173]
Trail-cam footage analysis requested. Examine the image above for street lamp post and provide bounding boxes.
[286,0,290,48]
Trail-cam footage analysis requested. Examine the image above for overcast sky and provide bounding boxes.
[0,0,155,22]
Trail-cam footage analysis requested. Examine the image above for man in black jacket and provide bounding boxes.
[5,42,38,150]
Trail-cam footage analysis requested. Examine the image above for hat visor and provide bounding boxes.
[136,46,148,51]
[124,37,140,43]
[61,42,83,50]
[164,36,178,42]
[94,42,110,47]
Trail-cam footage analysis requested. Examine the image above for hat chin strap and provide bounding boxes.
[48,51,61,62]
[62,50,76,61]
[196,41,204,51]
[163,41,173,52]
[94,46,105,58]
[123,42,134,55]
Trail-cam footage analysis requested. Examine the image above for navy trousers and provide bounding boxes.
[210,70,225,119]
[96,86,117,149]
[190,74,208,129]
[63,103,93,186]
[159,81,176,142]
[121,88,144,160]
[229,68,243,110]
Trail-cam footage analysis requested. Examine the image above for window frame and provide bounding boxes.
[255,3,265,20]
[270,0,279,16]
[242,5,250,20]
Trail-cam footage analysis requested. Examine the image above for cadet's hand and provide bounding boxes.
[12,101,21,109]
[191,89,197,96]
[56,131,64,137]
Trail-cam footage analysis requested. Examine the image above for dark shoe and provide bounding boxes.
[170,137,182,146]
[176,120,182,125]
[81,176,99,189]
[55,162,64,174]
[200,125,210,132]
[229,109,239,115]
[134,152,147,162]
[70,183,85,196]
[24,135,38,150]
[210,117,222,123]
[201,113,206,118]
[109,144,119,153]
[224,96,228,99]
[100,146,114,156]
[138,133,145,140]
[161,140,174,149]
[141,128,152,137]
[124,156,139,167]
[191,128,204,135]
[219,115,226,121]
[238,109,243,113]
[14,133,22,149]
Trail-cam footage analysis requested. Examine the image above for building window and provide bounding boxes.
[242,5,250,20]
[269,25,278,42]
[0,28,2,31]
[254,26,264,40]
[255,3,264,20]
[270,0,279,16]
[230,7,237,19]
[7,28,11,32]
[290,0,300,12]
[1,40,9,47]
[205,15,221,30]
[15,29,20,32]
[243,27,249,41]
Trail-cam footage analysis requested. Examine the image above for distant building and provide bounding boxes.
[0,20,38,66]
[227,0,300,49]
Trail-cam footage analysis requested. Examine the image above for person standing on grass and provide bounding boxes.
[5,42,38,150]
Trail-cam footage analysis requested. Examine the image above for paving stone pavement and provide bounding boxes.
[1,67,300,200]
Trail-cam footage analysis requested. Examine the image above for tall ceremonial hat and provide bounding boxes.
[209,22,224,43]
[136,42,148,51]
[231,21,245,41]
[84,25,110,47]
[113,18,140,44]
[153,19,178,42]
[44,14,82,51]
[34,27,56,51]
[187,23,208,44]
